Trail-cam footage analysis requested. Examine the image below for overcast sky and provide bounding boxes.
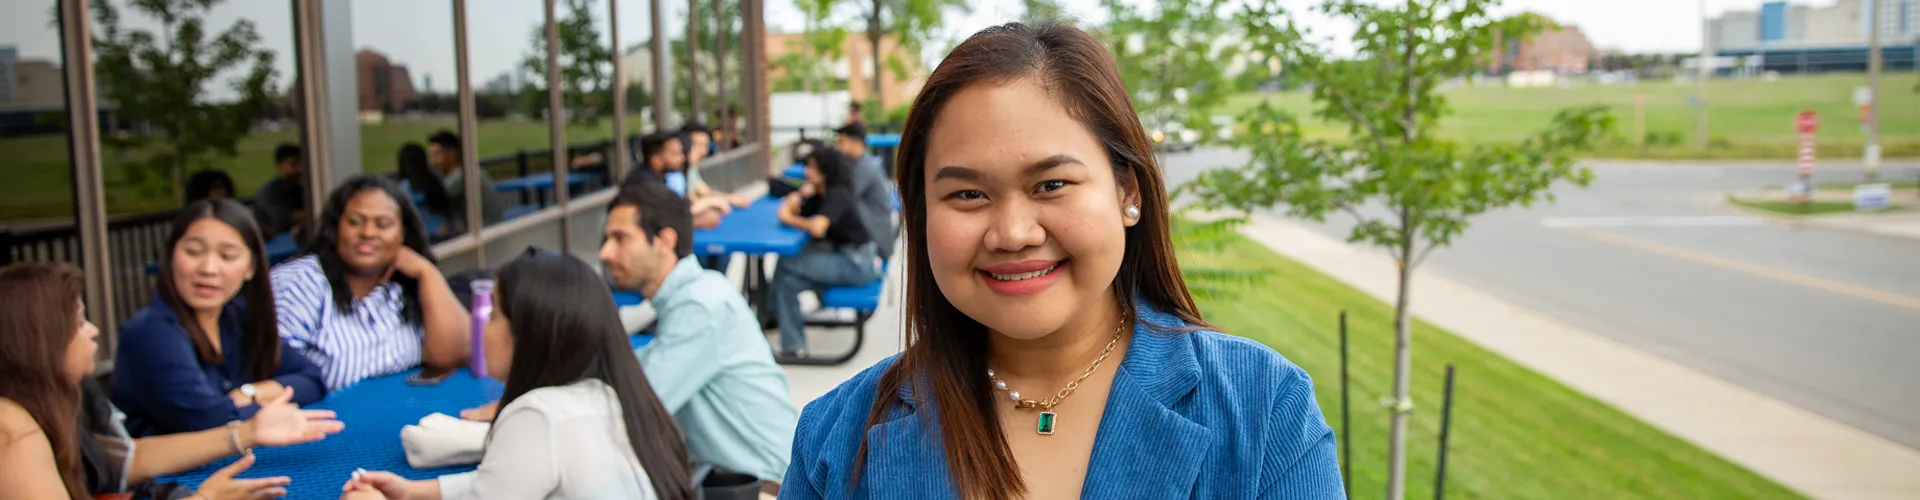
[0,0,1831,96]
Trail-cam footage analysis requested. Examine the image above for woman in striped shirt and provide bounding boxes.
[271,175,472,390]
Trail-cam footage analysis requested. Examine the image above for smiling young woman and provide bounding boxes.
[779,22,1344,500]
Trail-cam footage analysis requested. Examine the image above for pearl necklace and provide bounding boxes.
[987,319,1126,435]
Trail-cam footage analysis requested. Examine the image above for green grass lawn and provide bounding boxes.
[1189,235,1801,499]
[1728,197,1903,215]
[1224,73,1920,160]
[0,117,626,221]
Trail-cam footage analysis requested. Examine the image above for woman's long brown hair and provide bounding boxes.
[854,21,1210,499]
[0,262,91,500]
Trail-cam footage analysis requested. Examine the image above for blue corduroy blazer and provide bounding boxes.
[780,302,1346,499]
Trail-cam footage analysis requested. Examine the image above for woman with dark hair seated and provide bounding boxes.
[343,251,694,499]
[186,169,276,237]
[271,175,470,391]
[769,140,883,359]
[0,262,342,499]
[113,198,328,437]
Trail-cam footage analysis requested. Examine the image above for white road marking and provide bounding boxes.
[1539,216,1772,228]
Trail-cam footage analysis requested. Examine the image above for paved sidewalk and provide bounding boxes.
[1236,213,1920,500]
[1800,211,1920,242]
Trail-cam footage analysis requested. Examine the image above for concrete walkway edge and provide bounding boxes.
[1236,213,1920,499]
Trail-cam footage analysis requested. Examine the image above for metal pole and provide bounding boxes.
[59,0,118,357]
[544,0,572,253]
[453,0,484,262]
[1435,365,1458,500]
[609,0,628,182]
[714,0,727,146]
[1696,0,1711,153]
[650,0,672,130]
[688,0,703,121]
[1866,0,1883,182]
[1339,310,1351,496]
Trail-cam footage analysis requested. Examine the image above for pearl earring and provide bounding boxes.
[1125,204,1141,220]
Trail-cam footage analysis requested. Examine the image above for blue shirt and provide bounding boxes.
[780,301,1345,499]
[637,256,798,481]
[111,298,327,437]
[271,255,425,390]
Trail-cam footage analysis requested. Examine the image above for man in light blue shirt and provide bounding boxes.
[598,181,798,482]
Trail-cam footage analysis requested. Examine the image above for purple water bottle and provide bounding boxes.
[469,279,495,378]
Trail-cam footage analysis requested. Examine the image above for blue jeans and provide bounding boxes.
[772,242,879,352]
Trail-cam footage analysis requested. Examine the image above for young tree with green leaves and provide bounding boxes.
[1097,0,1242,145]
[813,0,967,114]
[87,0,278,203]
[1181,1,1613,496]
[773,0,849,96]
[521,0,614,126]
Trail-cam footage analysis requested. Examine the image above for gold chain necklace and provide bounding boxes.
[988,318,1127,435]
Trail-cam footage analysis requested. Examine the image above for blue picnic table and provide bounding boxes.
[495,172,607,207]
[691,196,809,257]
[160,335,654,497]
[867,133,901,149]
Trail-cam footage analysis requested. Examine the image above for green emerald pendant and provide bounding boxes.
[1037,411,1057,435]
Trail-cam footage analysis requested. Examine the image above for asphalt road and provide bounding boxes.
[1159,148,1920,450]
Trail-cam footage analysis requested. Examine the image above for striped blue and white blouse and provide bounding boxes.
[270,255,424,390]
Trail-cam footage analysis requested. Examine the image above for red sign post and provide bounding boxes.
[1794,110,1819,204]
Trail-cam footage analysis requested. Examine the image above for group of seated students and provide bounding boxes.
[0,170,796,499]
[767,123,896,358]
[625,118,898,359]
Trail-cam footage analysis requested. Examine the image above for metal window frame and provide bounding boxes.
[59,0,118,359]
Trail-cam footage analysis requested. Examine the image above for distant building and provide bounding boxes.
[762,32,924,111]
[355,49,418,113]
[1716,0,1916,49]
[482,71,518,94]
[1489,20,1596,74]
[0,46,16,103]
[1709,0,1918,72]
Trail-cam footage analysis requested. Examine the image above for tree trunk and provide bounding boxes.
[1384,240,1415,499]
[867,1,883,116]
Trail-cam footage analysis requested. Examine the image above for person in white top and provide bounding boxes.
[341,250,696,500]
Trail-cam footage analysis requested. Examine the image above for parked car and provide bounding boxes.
[1143,113,1198,152]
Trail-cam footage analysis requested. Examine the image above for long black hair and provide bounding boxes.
[491,251,694,499]
[793,139,854,189]
[156,199,283,381]
[300,175,434,325]
[396,143,454,218]
[184,169,236,203]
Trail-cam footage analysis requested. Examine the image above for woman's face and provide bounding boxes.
[171,218,254,314]
[482,289,514,381]
[804,158,826,189]
[921,79,1139,340]
[66,301,100,383]
[334,190,406,274]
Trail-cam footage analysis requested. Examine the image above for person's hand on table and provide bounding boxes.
[459,401,499,422]
[248,389,344,447]
[727,193,753,207]
[342,471,437,500]
[193,453,290,499]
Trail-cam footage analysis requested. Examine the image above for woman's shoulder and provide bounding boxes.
[269,255,323,281]
[116,302,190,349]
[501,379,620,421]
[1154,326,1318,415]
[0,398,46,445]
